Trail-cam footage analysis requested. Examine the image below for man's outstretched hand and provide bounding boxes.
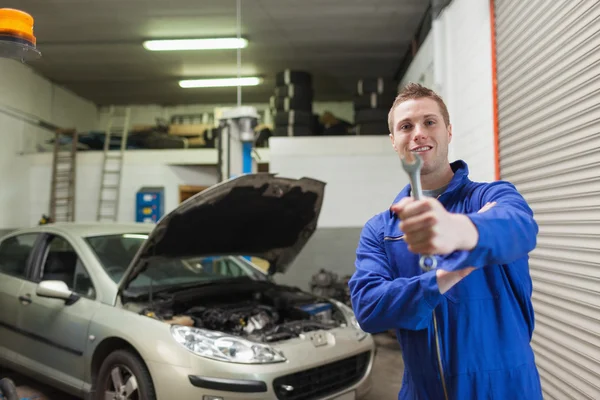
[390,196,479,255]
[391,197,496,294]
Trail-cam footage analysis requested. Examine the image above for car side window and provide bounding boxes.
[216,258,244,277]
[0,233,38,279]
[41,235,96,299]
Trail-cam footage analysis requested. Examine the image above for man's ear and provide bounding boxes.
[389,133,397,151]
[447,123,453,143]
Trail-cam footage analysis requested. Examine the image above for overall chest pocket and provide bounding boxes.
[443,266,500,303]
[383,235,423,279]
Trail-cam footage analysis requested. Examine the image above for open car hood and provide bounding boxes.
[117,174,326,293]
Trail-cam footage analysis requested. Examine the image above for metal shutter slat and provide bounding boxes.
[494,0,523,27]
[496,1,579,72]
[531,253,599,274]
[494,0,550,57]
[536,233,600,249]
[532,280,599,319]
[516,175,600,198]
[497,0,592,84]
[535,372,578,400]
[533,350,597,399]
[515,172,600,195]
[509,162,600,186]
[531,268,600,293]
[532,341,600,398]
[500,51,600,125]
[500,109,600,161]
[500,62,600,128]
[500,83,600,147]
[534,310,600,350]
[535,224,600,238]
[534,241,600,263]
[498,2,600,104]
[500,41,600,118]
[534,328,600,387]
[516,178,600,203]
[532,292,600,332]
[525,193,598,208]
[500,150,600,184]
[535,205,600,214]
[501,83,600,147]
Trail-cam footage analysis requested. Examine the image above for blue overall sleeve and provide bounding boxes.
[348,215,443,332]
[439,181,539,272]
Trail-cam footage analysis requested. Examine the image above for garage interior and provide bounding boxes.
[0,0,599,399]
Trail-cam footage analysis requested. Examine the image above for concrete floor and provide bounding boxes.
[0,333,404,400]
[364,332,405,399]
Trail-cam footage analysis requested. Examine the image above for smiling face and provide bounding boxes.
[389,97,453,176]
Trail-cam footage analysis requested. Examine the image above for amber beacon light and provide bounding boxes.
[0,8,41,61]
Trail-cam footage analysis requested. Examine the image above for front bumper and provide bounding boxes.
[147,329,375,400]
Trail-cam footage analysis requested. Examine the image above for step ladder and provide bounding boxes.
[49,129,78,222]
[96,106,131,222]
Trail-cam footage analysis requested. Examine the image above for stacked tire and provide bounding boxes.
[271,70,315,137]
[353,78,397,135]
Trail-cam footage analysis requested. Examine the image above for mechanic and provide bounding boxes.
[348,83,543,400]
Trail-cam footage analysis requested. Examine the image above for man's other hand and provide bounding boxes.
[390,197,479,255]
[435,267,476,294]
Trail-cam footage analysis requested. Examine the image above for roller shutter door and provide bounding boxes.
[494,1,600,398]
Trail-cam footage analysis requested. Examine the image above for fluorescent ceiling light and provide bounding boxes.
[143,38,248,51]
[122,234,149,239]
[179,77,262,88]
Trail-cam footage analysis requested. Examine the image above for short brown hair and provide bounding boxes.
[388,82,450,133]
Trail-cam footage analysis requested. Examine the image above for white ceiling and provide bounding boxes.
[6,0,429,106]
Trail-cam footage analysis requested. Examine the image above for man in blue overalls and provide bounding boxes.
[349,83,543,399]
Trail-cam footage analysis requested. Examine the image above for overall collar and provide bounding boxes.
[389,160,470,216]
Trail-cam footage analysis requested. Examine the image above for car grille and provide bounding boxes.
[273,351,371,400]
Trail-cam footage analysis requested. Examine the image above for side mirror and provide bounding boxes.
[36,280,79,305]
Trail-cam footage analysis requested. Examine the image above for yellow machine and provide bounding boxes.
[0,8,41,61]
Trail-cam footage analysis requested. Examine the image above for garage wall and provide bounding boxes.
[275,228,361,292]
[437,0,495,182]
[0,59,97,229]
[400,0,496,183]
[27,151,219,226]
[269,136,408,229]
[269,136,409,289]
[399,30,435,90]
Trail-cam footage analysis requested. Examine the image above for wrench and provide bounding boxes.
[400,153,438,272]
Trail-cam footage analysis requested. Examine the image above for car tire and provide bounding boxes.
[95,349,156,400]
[0,377,19,400]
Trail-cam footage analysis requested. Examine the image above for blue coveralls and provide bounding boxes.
[349,160,544,400]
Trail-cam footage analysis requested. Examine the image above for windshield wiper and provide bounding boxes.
[124,276,265,301]
[151,276,257,296]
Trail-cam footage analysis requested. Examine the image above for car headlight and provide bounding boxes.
[333,301,368,341]
[171,326,286,364]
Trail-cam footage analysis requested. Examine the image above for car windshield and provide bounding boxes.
[85,233,269,290]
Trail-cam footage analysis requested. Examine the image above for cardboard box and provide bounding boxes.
[168,123,213,137]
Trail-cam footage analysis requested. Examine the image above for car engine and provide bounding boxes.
[125,282,347,343]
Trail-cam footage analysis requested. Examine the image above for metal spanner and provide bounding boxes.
[400,153,438,272]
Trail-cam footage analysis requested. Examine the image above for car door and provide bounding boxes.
[0,232,39,366]
[16,232,101,391]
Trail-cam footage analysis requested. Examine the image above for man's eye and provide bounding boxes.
[426,120,435,126]
[401,124,411,130]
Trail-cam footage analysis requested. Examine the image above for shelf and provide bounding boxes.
[25,147,270,166]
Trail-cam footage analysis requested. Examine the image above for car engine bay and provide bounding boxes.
[123,281,348,343]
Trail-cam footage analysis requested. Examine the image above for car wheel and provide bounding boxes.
[0,377,19,400]
[95,349,156,400]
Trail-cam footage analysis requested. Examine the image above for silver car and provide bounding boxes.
[0,174,375,400]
